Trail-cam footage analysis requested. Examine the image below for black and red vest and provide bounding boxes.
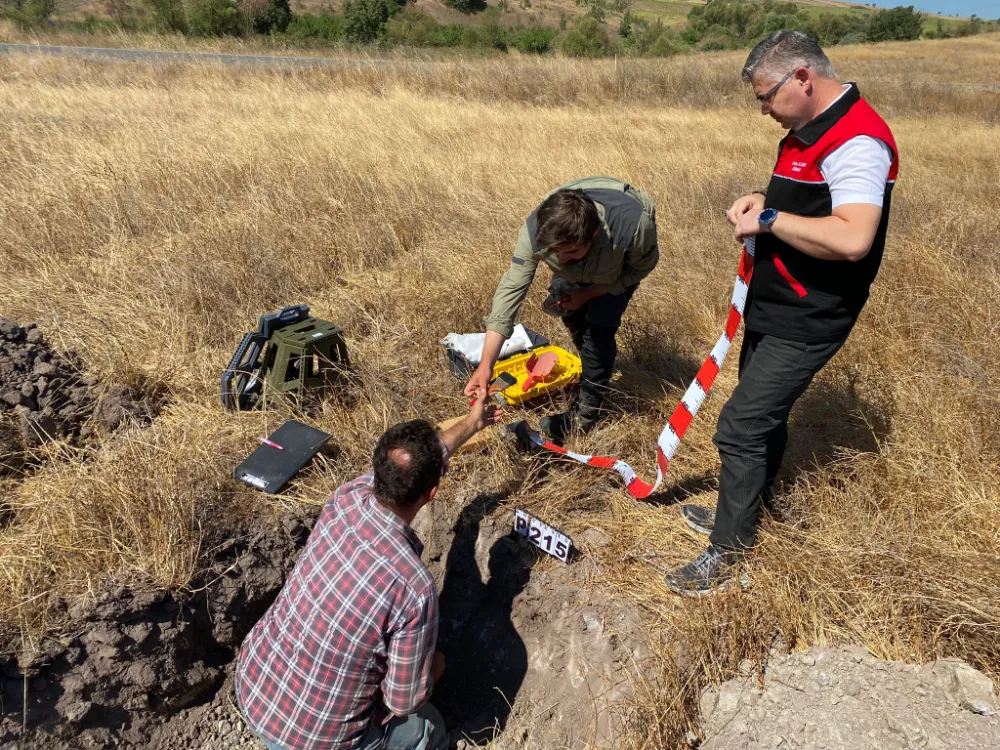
[746,83,899,343]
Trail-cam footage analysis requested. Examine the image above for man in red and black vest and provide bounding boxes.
[667,30,899,595]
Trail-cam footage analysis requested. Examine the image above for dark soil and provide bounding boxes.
[0,315,160,476]
[0,509,315,750]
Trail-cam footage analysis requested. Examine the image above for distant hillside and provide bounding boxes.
[40,0,992,58]
[60,0,976,35]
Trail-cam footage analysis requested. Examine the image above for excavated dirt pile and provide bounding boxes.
[0,511,315,750]
[0,316,158,471]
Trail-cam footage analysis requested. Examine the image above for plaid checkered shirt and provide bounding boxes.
[236,472,439,750]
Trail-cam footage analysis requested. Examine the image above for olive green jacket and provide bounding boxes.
[484,177,659,338]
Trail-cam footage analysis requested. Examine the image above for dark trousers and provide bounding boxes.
[709,330,846,551]
[556,283,638,420]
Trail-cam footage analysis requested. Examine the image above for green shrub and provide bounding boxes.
[511,26,556,53]
[71,14,121,33]
[104,0,151,32]
[459,23,507,50]
[648,31,685,57]
[343,0,389,43]
[442,0,486,13]
[866,5,923,42]
[0,0,57,27]
[436,23,465,46]
[252,0,292,34]
[812,10,868,47]
[697,27,739,51]
[188,0,242,36]
[686,0,813,45]
[926,19,950,40]
[459,25,489,48]
[838,30,867,45]
[953,16,983,38]
[631,17,666,55]
[618,15,689,57]
[586,0,606,21]
[284,12,344,40]
[480,6,509,50]
[561,16,608,57]
[618,10,632,38]
[144,0,187,33]
[384,9,493,49]
[385,9,442,46]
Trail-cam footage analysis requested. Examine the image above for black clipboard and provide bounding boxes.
[234,419,332,494]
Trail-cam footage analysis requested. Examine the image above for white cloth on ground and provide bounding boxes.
[441,324,536,365]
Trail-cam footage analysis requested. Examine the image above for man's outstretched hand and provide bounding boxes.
[467,386,504,432]
[441,386,504,457]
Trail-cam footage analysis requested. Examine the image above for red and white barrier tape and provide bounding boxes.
[524,239,756,499]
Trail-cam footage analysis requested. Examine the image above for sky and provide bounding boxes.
[867,0,1000,17]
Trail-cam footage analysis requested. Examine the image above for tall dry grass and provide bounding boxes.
[1,34,999,747]
[2,24,1000,118]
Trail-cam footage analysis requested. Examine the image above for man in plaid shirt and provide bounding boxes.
[236,389,501,750]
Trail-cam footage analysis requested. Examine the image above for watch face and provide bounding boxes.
[760,208,777,224]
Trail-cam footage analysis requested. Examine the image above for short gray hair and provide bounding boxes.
[742,30,835,83]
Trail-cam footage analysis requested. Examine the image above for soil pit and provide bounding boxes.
[0,510,315,750]
[0,482,650,750]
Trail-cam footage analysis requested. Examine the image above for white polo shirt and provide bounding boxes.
[818,85,894,209]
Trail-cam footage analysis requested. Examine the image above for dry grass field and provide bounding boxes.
[1,32,999,747]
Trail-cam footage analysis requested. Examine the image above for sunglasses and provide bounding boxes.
[756,66,808,105]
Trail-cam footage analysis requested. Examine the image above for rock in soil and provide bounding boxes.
[698,646,1000,750]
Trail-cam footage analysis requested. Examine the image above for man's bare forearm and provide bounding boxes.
[478,330,507,374]
[440,414,481,456]
[769,207,881,262]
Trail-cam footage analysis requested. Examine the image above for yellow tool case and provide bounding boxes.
[491,346,582,406]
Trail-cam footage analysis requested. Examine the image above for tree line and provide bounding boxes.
[2,0,995,58]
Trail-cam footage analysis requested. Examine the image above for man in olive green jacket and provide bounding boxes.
[464,177,659,442]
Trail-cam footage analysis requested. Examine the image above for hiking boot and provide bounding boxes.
[538,409,598,445]
[681,504,715,536]
[681,499,792,537]
[664,545,745,598]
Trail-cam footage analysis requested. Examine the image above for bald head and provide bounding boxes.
[373,420,443,509]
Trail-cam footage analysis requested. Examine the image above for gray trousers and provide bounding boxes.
[709,330,845,551]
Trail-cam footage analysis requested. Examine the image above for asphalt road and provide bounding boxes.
[0,42,431,70]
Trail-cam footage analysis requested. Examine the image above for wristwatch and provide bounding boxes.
[758,208,778,232]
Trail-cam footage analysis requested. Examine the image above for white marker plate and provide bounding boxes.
[514,508,573,563]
